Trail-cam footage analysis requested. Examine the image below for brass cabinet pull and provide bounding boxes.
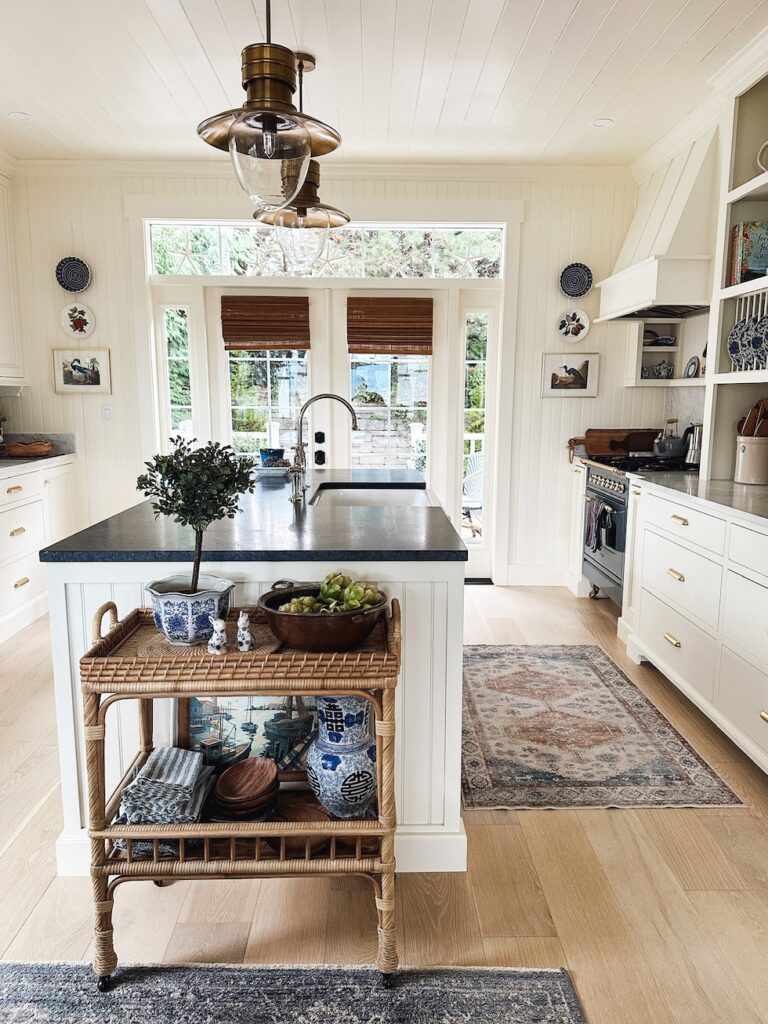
[6,485,22,495]
[632,489,642,496]
[9,526,25,537]
[666,568,685,582]
[13,576,29,589]
[663,632,682,648]
[670,514,689,526]
[761,711,768,725]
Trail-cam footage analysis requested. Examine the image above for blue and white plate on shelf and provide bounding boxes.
[740,314,761,369]
[753,315,768,370]
[726,316,749,370]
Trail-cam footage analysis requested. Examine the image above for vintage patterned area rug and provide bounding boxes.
[462,645,743,809]
[0,963,587,1023]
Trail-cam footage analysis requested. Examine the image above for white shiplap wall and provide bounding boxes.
[6,164,665,579]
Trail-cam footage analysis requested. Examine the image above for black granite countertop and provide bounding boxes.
[40,468,467,563]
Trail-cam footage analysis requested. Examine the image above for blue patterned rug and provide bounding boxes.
[0,963,586,1022]
[462,645,742,809]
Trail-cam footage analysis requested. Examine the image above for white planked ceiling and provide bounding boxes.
[0,0,766,165]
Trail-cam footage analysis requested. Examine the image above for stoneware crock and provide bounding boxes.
[146,574,234,646]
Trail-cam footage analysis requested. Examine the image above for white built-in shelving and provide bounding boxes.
[702,68,768,481]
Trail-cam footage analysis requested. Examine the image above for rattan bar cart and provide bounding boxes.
[80,599,401,991]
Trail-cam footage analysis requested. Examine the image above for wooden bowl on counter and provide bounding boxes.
[258,580,387,652]
[4,441,53,458]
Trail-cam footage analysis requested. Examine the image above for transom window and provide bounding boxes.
[150,223,503,280]
[229,349,308,454]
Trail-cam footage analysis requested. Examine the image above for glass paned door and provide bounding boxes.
[229,349,308,454]
[461,310,494,578]
[350,354,429,471]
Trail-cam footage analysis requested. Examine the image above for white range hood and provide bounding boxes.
[596,130,718,321]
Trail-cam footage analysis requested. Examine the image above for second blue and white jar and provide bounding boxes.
[306,696,377,819]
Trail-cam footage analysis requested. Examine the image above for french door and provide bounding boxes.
[150,282,502,579]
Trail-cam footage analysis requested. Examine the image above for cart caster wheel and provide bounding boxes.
[96,975,111,992]
[153,880,165,887]
[588,584,600,600]
[380,972,394,989]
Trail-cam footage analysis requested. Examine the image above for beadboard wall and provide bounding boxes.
[5,163,665,581]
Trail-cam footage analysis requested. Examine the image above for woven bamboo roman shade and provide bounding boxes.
[221,296,311,351]
[346,297,433,355]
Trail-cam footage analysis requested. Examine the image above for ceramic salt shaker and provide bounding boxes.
[237,609,253,652]
[207,615,227,655]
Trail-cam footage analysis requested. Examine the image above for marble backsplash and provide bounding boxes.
[664,386,705,427]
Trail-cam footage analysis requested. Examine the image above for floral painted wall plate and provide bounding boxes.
[557,308,590,341]
[60,302,95,339]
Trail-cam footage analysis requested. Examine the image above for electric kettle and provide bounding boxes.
[684,423,703,466]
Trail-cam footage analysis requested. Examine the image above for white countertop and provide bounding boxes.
[0,453,76,480]
[630,470,768,528]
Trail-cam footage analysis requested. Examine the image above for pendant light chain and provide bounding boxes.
[265,0,271,44]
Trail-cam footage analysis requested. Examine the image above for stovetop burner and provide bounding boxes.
[589,455,696,473]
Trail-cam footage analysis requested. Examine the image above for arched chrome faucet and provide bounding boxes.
[290,393,359,502]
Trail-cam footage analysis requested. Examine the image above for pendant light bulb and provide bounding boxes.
[274,205,331,273]
[227,111,311,210]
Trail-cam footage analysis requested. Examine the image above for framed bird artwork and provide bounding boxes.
[52,348,112,394]
[542,352,599,397]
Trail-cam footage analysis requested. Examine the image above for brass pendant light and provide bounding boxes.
[255,56,350,273]
[197,0,341,211]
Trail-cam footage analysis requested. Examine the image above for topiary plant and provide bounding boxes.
[137,437,256,593]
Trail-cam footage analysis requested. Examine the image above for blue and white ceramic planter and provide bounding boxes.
[306,696,377,819]
[146,574,234,646]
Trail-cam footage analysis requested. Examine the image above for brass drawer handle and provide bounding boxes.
[671,514,689,526]
[13,576,29,589]
[666,568,685,582]
[6,485,22,495]
[9,526,25,537]
[632,489,642,496]
[761,711,768,725]
[663,632,681,648]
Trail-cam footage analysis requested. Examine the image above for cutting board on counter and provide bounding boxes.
[583,428,660,457]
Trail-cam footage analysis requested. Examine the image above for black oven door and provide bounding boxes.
[582,491,626,604]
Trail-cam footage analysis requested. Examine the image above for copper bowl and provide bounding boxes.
[257,580,387,652]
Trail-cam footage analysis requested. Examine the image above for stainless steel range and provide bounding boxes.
[582,454,694,606]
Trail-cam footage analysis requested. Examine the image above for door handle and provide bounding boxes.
[670,514,689,526]
[663,632,681,648]
[13,576,29,589]
[666,568,685,582]
[6,485,22,495]
[761,711,768,725]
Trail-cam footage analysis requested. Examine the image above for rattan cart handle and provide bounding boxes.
[92,602,119,643]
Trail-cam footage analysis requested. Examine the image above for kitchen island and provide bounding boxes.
[41,468,468,875]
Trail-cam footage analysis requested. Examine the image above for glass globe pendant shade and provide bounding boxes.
[227,110,311,210]
[274,205,331,272]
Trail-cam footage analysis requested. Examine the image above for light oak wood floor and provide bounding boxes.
[2,587,767,1023]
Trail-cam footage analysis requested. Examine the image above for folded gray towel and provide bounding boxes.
[121,746,208,825]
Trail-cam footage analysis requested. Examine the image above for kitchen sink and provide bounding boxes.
[310,486,434,508]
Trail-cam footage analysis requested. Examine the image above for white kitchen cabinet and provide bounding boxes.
[566,462,589,596]
[624,481,768,776]
[43,463,77,545]
[0,177,24,382]
[619,477,644,639]
[0,458,77,643]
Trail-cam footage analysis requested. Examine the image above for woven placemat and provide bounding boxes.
[135,618,280,659]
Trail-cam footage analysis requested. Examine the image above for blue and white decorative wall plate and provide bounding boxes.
[307,695,377,819]
[559,263,593,298]
[146,574,234,645]
[55,256,91,293]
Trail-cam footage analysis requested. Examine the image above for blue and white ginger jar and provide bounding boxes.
[306,696,377,819]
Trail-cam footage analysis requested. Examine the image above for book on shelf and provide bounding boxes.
[730,221,768,286]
